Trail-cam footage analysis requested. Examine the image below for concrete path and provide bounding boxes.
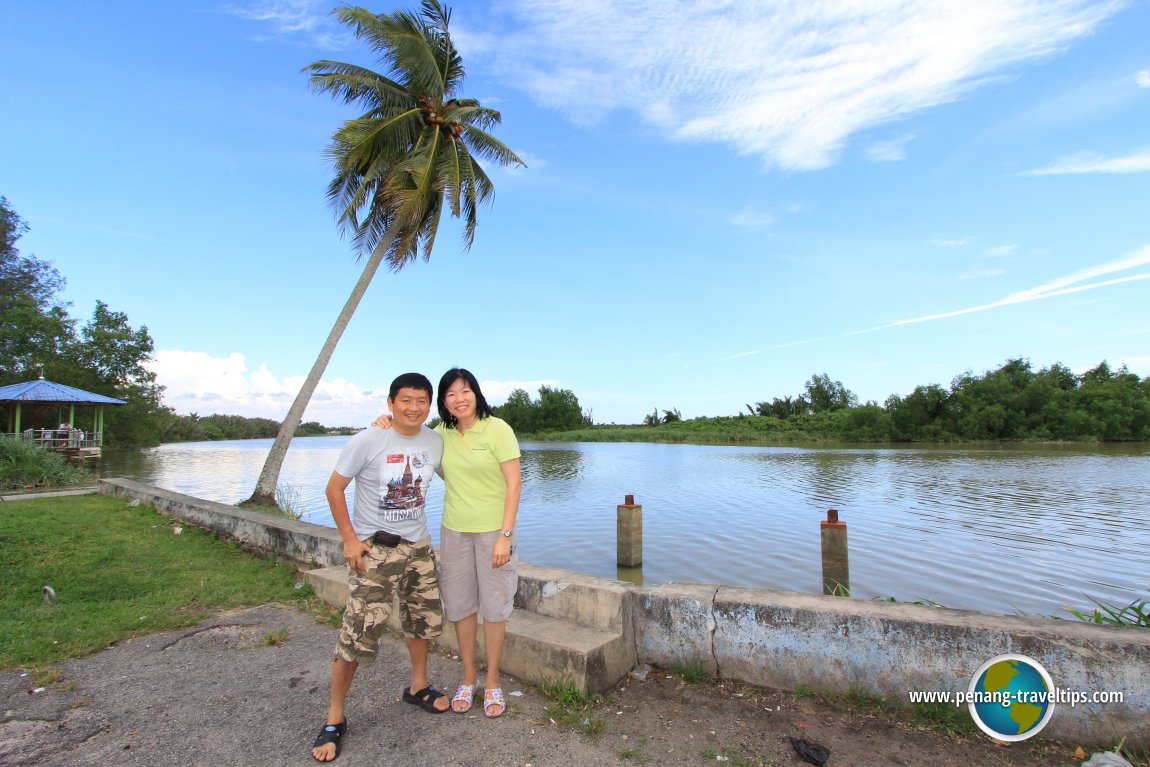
[0,487,99,502]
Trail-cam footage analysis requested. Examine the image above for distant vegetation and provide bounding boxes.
[494,385,593,433]
[159,414,347,443]
[527,359,1150,443]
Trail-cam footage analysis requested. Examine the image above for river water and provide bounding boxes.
[97,438,1150,618]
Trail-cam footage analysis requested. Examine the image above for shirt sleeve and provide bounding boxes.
[334,430,375,478]
[490,418,521,463]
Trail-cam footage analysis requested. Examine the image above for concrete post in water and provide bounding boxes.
[821,508,849,596]
[617,494,642,567]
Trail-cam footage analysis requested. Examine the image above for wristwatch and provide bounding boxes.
[500,529,513,538]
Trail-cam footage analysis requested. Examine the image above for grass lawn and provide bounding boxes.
[0,493,312,669]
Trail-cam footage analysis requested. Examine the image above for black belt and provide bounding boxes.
[371,530,408,548]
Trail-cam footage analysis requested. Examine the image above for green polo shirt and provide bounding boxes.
[436,416,521,532]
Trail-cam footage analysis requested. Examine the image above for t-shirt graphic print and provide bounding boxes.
[380,449,435,523]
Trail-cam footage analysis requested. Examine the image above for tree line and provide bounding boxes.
[494,385,592,433]
[877,358,1148,441]
[637,360,1150,443]
[160,414,336,443]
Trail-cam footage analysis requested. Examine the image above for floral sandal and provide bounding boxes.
[483,687,506,718]
[451,683,476,714]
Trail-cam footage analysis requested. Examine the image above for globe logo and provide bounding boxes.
[968,654,1056,741]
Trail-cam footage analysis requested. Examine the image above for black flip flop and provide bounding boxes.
[402,685,450,713]
[312,717,346,762]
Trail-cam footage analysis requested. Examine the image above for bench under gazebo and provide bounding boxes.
[0,376,126,460]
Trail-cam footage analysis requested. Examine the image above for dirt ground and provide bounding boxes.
[2,603,1122,767]
[577,666,1089,767]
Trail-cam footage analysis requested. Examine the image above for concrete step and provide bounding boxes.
[516,563,635,635]
[305,565,355,610]
[305,565,636,693]
[497,608,633,694]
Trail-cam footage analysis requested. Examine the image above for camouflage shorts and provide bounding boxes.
[334,535,443,664]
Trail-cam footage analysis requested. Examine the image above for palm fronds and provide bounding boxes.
[304,2,523,269]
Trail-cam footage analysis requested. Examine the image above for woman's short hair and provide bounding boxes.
[437,367,494,427]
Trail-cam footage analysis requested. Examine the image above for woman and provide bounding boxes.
[375,368,521,718]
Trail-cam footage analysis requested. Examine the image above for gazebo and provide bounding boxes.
[0,376,126,459]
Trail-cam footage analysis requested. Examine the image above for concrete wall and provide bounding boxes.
[99,478,344,568]
[638,583,1149,745]
[98,479,1149,746]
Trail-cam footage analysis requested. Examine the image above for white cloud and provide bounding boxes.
[486,0,1121,170]
[225,0,351,47]
[982,244,1017,257]
[150,350,251,402]
[854,244,1150,332]
[1137,70,1150,88]
[148,350,386,427]
[226,0,324,32]
[1024,148,1150,175]
[866,135,916,163]
[149,349,574,427]
[1006,245,1150,302]
[1119,356,1150,374]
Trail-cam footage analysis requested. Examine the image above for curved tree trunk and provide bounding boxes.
[244,236,394,507]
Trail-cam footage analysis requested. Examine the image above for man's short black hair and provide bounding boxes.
[389,372,433,401]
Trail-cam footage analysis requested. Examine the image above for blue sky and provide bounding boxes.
[3,0,1149,427]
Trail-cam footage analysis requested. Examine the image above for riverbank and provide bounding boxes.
[518,419,1150,445]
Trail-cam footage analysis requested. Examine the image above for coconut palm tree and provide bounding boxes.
[246,1,523,506]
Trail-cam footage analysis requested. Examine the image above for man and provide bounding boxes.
[311,372,449,763]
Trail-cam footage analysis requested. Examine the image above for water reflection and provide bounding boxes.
[96,439,1150,618]
[522,445,585,481]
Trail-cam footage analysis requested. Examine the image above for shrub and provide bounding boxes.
[0,436,91,490]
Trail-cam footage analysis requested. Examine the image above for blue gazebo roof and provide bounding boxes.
[0,379,126,406]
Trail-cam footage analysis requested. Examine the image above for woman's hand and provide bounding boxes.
[371,412,393,429]
[492,535,512,569]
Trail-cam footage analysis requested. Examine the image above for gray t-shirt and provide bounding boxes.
[333,426,443,542]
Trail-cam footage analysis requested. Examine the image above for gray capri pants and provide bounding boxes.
[438,526,518,623]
